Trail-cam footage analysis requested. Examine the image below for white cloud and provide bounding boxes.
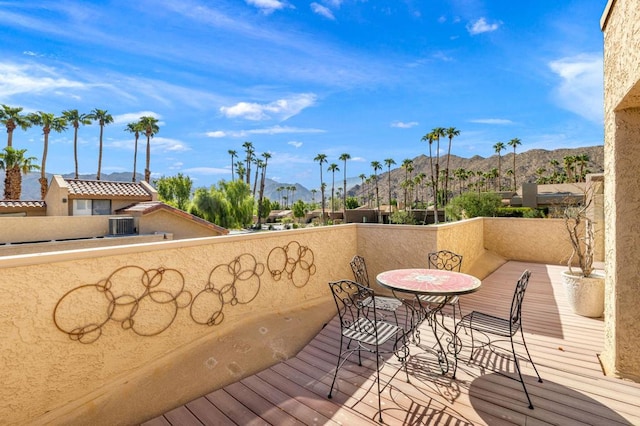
[206,125,325,138]
[0,62,89,97]
[182,166,229,175]
[391,121,419,128]
[220,93,317,121]
[288,141,303,148]
[467,18,501,35]
[310,3,335,20]
[112,111,161,125]
[549,54,604,123]
[469,118,514,125]
[151,136,190,152]
[245,0,288,14]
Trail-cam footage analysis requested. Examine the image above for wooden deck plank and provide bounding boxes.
[146,261,640,426]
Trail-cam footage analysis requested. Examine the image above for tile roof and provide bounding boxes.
[64,179,152,199]
[0,200,46,209]
[117,201,229,235]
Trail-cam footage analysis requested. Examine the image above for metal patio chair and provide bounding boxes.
[417,250,464,323]
[327,279,410,422]
[455,269,543,409]
[350,255,404,323]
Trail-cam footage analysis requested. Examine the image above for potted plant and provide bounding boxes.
[561,185,605,317]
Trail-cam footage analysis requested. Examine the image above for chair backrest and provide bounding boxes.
[427,250,463,272]
[510,270,532,331]
[328,279,377,333]
[350,255,370,287]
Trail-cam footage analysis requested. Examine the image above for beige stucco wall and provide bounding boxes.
[0,219,576,425]
[484,218,576,266]
[0,216,110,244]
[0,226,355,425]
[601,0,640,380]
[137,210,224,239]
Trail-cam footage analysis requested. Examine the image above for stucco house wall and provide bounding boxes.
[601,0,640,381]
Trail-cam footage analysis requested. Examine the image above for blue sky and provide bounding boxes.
[0,0,605,190]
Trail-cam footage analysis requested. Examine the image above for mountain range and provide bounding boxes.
[3,145,604,204]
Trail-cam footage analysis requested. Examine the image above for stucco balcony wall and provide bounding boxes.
[0,218,577,425]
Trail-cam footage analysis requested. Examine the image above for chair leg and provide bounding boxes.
[375,345,383,422]
[510,335,534,409]
[520,327,543,383]
[328,335,345,398]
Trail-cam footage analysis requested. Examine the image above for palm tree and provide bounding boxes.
[28,112,67,198]
[310,188,317,204]
[576,153,590,182]
[62,109,92,179]
[252,157,261,197]
[0,104,31,148]
[339,153,350,212]
[493,141,505,191]
[371,160,382,215]
[87,109,114,180]
[401,159,413,209]
[384,158,396,209]
[257,152,271,226]
[125,121,144,182]
[358,173,367,206]
[421,131,439,223]
[328,163,339,213]
[0,146,39,199]
[505,169,514,191]
[228,150,237,181]
[444,127,460,204]
[139,116,159,182]
[314,153,328,223]
[242,141,254,187]
[507,138,522,190]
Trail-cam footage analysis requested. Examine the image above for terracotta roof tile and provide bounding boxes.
[0,200,46,209]
[64,179,151,198]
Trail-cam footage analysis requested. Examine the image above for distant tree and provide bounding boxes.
[242,141,254,187]
[444,127,460,204]
[62,109,92,179]
[401,159,413,209]
[445,191,502,221]
[154,173,193,210]
[314,153,328,223]
[507,138,522,190]
[371,160,382,213]
[190,180,254,229]
[125,121,144,182]
[87,108,114,180]
[228,149,237,181]
[345,196,359,209]
[493,141,505,191]
[384,158,396,208]
[328,163,339,213]
[292,199,306,222]
[139,116,159,182]
[339,153,350,212]
[0,146,39,199]
[257,152,271,226]
[0,104,31,148]
[28,111,68,199]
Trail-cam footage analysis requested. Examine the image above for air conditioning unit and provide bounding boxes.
[108,217,136,236]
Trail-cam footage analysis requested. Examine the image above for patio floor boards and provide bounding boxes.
[142,261,640,425]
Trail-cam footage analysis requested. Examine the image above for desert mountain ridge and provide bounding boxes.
[4,145,603,204]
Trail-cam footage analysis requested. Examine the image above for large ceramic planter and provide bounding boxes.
[561,270,605,318]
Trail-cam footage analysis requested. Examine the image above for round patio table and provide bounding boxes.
[376,268,481,377]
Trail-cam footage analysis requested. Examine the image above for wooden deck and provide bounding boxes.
[142,261,640,425]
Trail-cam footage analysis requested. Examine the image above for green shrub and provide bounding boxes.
[389,210,416,225]
[496,207,547,218]
[445,192,502,220]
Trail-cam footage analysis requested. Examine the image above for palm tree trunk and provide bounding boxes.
[97,124,104,180]
[132,133,139,182]
[145,135,151,182]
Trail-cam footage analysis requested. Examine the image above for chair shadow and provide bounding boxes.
[467,373,634,425]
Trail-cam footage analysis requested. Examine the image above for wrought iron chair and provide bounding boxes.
[417,250,464,323]
[350,255,404,323]
[327,279,410,422]
[455,269,543,409]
